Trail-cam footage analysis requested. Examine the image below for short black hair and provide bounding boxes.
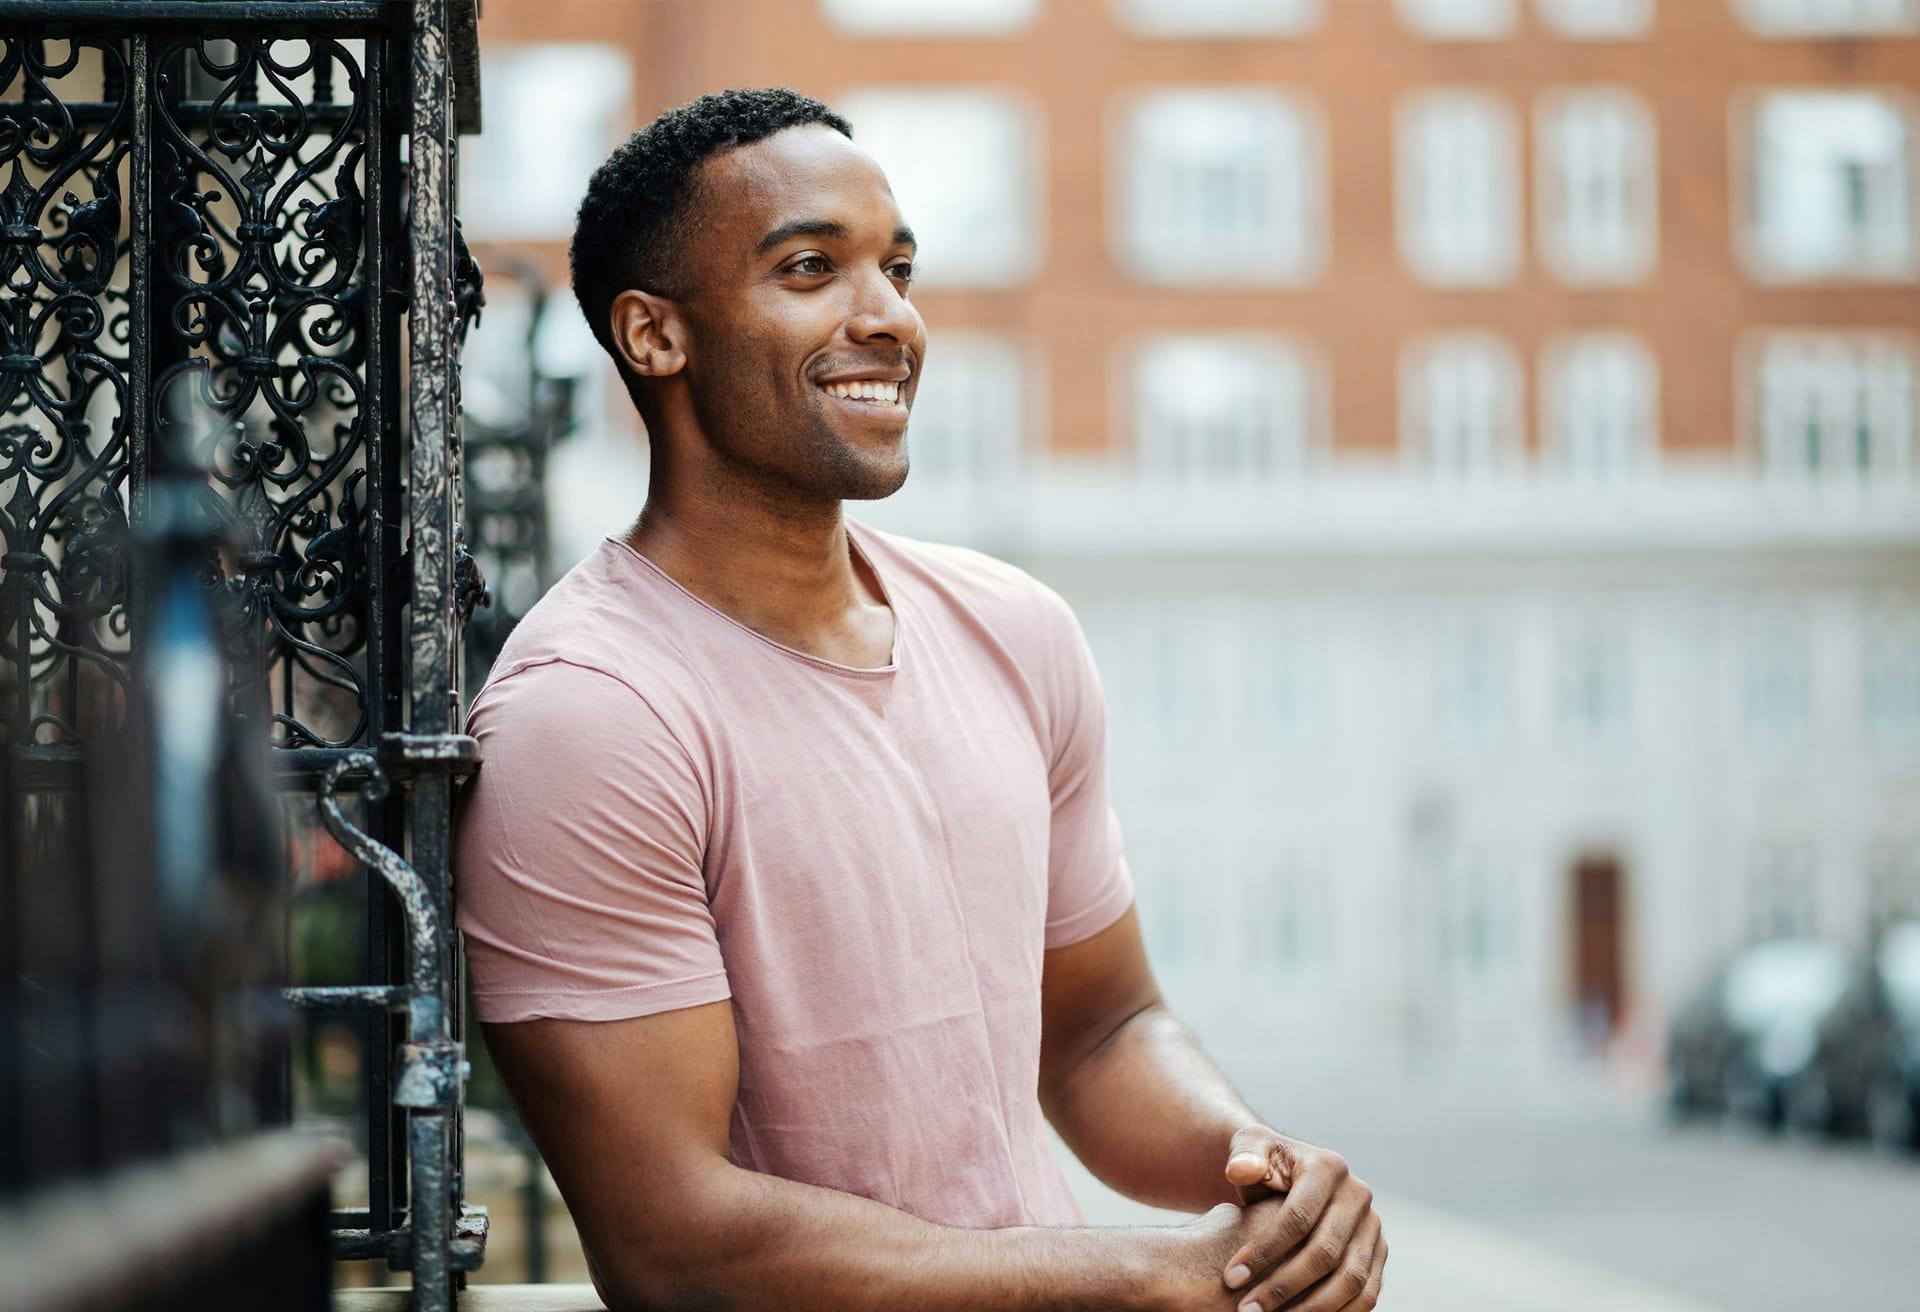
[569,87,853,363]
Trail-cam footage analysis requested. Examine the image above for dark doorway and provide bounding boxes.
[1571,853,1628,1051]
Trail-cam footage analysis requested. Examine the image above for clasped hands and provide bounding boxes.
[1180,1124,1386,1312]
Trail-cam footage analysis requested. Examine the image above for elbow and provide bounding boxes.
[593,1255,723,1312]
[587,1172,746,1312]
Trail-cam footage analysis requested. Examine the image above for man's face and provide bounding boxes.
[673,124,927,503]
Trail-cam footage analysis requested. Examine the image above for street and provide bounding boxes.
[1058,1050,1920,1310]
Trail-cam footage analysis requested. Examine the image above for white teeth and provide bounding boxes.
[823,380,900,403]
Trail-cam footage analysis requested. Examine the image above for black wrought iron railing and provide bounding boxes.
[0,2,487,1306]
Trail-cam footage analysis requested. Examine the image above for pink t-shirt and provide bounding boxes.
[452,518,1134,1229]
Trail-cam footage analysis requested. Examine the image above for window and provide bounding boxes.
[1736,605,1814,747]
[1110,0,1323,34]
[902,333,1028,487]
[1400,333,1523,476]
[1533,0,1652,35]
[1741,91,1916,282]
[1863,603,1920,745]
[1245,609,1326,751]
[1539,334,1658,480]
[838,89,1040,287]
[1131,334,1319,483]
[1395,0,1517,37]
[1750,332,1917,481]
[1129,835,1216,975]
[1436,847,1518,977]
[821,0,1042,34]
[1733,0,1919,36]
[1536,89,1657,283]
[1433,613,1513,748]
[1116,90,1324,285]
[459,44,630,240]
[1553,614,1633,748]
[1397,92,1520,284]
[1248,852,1332,977]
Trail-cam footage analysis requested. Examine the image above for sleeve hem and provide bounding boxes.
[1043,864,1136,950]
[471,970,731,1024]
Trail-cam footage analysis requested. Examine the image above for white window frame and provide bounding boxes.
[1400,332,1525,477]
[1735,88,1918,284]
[1744,330,1919,483]
[1732,0,1919,37]
[1552,612,1636,751]
[821,0,1043,35]
[1863,601,1920,747]
[1109,0,1324,36]
[1395,0,1518,38]
[1732,603,1816,749]
[1432,611,1515,750]
[1396,91,1521,285]
[1532,0,1653,37]
[1126,333,1324,485]
[1538,333,1659,481]
[1535,88,1658,284]
[1113,88,1326,287]
[837,88,1043,289]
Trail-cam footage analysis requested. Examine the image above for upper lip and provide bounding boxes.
[815,368,911,384]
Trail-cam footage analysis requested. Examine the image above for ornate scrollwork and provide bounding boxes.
[144,36,379,750]
[0,35,398,750]
[0,36,135,746]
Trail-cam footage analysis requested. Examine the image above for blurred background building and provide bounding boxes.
[463,0,1920,1078]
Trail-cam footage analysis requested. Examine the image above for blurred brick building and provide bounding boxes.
[463,0,1920,1072]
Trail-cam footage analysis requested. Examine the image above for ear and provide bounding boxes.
[609,288,688,380]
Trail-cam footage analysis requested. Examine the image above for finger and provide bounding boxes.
[1280,1211,1382,1312]
[1344,1236,1386,1312]
[1222,1168,1336,1292]
[1233,1175,1279,1208]
[1235,1181,1370,1310]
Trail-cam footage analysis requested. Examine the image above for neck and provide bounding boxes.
[621,459,882,656]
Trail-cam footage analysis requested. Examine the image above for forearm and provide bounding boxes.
[599,1157,1177,1312]
[1045,1003,1261,1214]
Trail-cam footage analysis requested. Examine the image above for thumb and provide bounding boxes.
[1224,1125,1283,1189]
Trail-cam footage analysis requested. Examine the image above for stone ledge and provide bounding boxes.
[335,1285,603,1311]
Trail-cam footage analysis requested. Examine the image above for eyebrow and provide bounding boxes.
[754,218,918,257]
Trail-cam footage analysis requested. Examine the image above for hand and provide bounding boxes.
[1217,1125,1386,1311]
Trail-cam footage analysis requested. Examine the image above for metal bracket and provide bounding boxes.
[394,1041,468,1110]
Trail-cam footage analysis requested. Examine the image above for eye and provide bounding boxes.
[786,254,830,276]
[886,259,916,287]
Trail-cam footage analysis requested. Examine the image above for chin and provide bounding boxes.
[836,459,910,502]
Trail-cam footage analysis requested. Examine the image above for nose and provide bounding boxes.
[846,265,923,348]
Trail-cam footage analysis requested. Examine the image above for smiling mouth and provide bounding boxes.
[819,379,904,408]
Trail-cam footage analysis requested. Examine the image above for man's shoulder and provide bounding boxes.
[467,541,706,729]
[854,519,1075,637]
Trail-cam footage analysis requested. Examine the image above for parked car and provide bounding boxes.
[1667,937,1849,1127]
[1782,921,1920,1151]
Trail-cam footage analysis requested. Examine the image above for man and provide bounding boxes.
[454,88,1385,1312]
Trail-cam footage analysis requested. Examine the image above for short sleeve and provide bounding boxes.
[453,658,730,1023]
[1033,587,1136,949]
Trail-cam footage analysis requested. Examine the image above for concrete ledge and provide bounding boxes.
[335,1286,602,1311]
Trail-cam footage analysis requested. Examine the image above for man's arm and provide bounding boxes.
[1039,907,1387,1310]
[482,998,1288,1312]
[1039,906,1255,1213]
